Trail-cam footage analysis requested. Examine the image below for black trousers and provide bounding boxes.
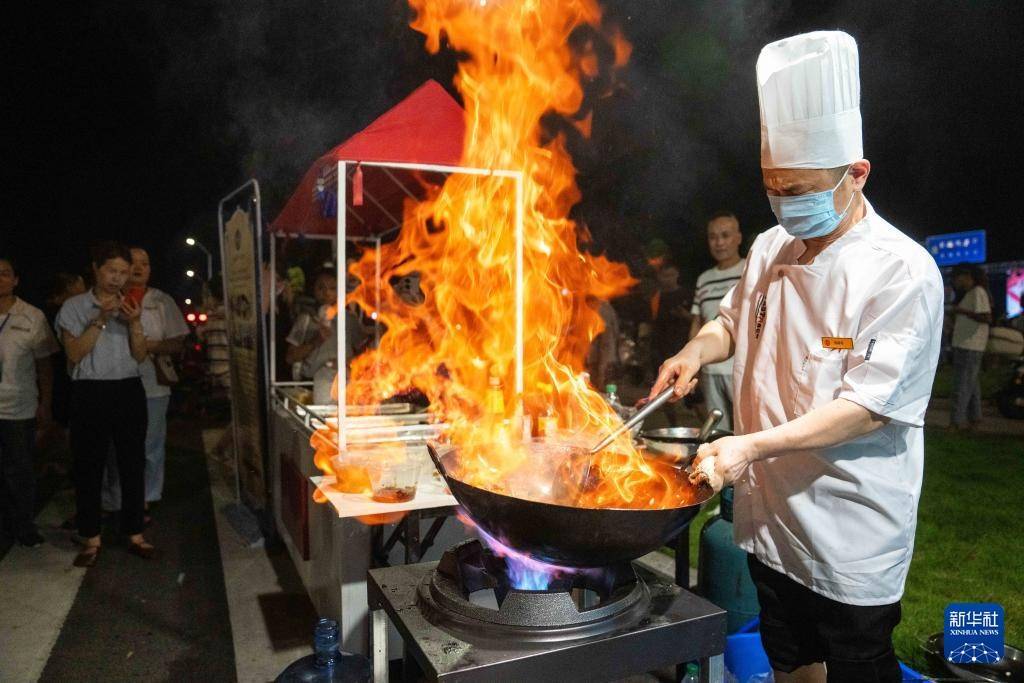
[70,378,147,538]
[748,555,903,683]
[0,418,36,536]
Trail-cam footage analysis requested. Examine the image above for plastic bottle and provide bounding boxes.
[681,662,700,683]
[275,618,371,683]
[605,384,622,415]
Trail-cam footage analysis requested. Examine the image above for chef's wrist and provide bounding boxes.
[744,431,773,462]
[677,344,703,368]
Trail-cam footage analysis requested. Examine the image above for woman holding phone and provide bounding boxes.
[56,241,155,567]
[101,247,188,518]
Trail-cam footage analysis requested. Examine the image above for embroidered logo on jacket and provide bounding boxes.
[753,292,767,340]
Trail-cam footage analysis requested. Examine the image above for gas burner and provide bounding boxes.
[417,540,649,640]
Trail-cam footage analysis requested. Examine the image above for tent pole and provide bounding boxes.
[337,161,347,453]
[374,237,382,351]
[270,231,277,386]
[514,171,524,405]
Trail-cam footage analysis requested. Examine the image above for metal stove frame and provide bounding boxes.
[367,559,726,682]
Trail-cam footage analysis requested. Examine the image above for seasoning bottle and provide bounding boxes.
[538,404,558,439]
[485,373,505,417]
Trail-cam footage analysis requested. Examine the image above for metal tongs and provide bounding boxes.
[573,386,676,501]
[588,386,676,455]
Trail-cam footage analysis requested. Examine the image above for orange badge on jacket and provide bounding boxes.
[821,336,854,350]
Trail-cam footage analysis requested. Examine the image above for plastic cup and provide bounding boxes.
[366,458,421,503]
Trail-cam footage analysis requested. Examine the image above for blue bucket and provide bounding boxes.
[725,618,772,683]
[725,619,933,683]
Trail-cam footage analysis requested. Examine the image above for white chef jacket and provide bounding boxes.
[717,199,944,606]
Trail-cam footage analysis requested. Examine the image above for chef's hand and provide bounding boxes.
[689,436,757,490]
[649,349,701,403]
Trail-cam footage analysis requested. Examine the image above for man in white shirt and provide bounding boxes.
[690,211,745,431]
[651,32,943,682]
[948,264,991,429]
[0,257,59,547]
[103,247,189,511]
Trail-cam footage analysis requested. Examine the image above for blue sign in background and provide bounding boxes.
[945,603,1004,664]
[926,230,986,266]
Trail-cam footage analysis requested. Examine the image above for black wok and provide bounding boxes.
[428,443,713,567]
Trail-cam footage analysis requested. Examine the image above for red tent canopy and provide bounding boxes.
[272,80,465,237]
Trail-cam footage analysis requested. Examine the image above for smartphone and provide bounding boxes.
[124,286,146,306]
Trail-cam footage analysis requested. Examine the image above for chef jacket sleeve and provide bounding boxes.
[838,261,944,427]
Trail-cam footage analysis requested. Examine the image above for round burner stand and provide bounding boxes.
[417,539,650,642]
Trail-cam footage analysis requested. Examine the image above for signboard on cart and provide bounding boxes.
[221,199,270,509]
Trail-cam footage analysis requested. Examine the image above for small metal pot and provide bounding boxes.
[639,427,732,467]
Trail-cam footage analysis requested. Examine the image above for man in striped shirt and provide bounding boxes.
[689,211,745,431]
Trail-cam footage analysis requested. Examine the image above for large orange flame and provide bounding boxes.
[313,0,699,511]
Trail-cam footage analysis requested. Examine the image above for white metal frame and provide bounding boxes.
[331,160,524,453]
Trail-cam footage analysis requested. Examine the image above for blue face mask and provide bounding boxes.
[768,168,854,239]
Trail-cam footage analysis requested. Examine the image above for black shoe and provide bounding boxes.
[17,531,45,548]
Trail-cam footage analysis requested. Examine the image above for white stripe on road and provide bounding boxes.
[0,491,86,683]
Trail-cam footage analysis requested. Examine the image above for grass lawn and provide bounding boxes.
[676,428,1023,674]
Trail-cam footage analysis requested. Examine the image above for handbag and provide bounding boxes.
[154,353,180,386]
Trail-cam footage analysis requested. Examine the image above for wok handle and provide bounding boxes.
[697,409,723,442]
[425,442,449,479]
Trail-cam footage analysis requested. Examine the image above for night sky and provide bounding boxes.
[5,0,1022,310]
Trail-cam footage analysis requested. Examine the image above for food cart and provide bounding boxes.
[265,80,526,655]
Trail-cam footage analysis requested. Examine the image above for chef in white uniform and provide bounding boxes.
[651,31,943,683]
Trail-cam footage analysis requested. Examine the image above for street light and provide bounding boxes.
[186,269,196,278]
[185,236,214,280]
[184,298,192,305]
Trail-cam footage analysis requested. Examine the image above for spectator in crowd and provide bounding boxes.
[285,268,338,378]
[0,257,59,547]
[949,264,992,430]
[197,276,229,389]
[102,247,188,516]
[689,211,746,431]
[264,261,298,381]
[651,265,693,424]
[56,241,154,566]
[651,266,692,377]
[45,273,86,441]
[586,296,619,392]
[197,276,233,459]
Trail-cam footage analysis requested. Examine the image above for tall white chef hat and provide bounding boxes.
[757,30,862,169]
